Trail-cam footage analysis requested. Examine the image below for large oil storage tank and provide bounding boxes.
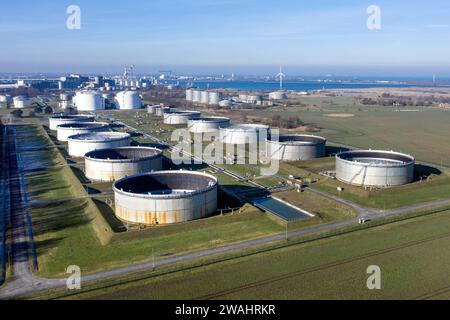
[84,146,163,182]
[335,150,415,187]
[208,92,221,105]
[200,91,209,104]
[163,110,201,125]
[48,114,95,130]
[192,90,202,102]
[187,116,230,133]
[115,90,142,110]
[56,122,109,142]
[13,96,31,109]
[73,90,105,111]
[220,124,269,145]
[267,134,326,161]
[186,89,194,101]
[113,170,218,225]
[68,132,131,157]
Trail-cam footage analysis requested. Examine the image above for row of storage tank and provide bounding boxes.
[184,90,288,108]
[148,106,415,187]
[0,91,143,111]
[72,90,142,111]
[185,89,222,105]
[47,106,416,226]
[48,114,218,226]
[0,95,34,109]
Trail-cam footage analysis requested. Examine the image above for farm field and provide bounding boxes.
[65,208,450,300]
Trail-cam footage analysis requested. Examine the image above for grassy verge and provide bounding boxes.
[314,176,450,209]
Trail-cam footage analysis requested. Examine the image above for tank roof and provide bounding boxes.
[273,134,326,145]
[85,146,162,162]
[68,132,130,142]
[56,122,108,129]
[113,170,218,199]
[337,150,415,166]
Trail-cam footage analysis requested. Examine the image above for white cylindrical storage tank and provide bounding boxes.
[335,150,415,187]
[113,171,218,225]
[155,107,171,117]
[73,90,105,111]
[246,95,262,104]
[48,114,95,131]
[219,100,231,107]
[56,122,109,142]
[68,132,131,157]
[84,146,163,182]
[192,90,202,102]
[269,91,287,100]
[13,96,30,109]
[220,124,269,145]
[0,95,12,107]
[186,89,194,101]
[208,92,221,105]
[115,90,142,110]
[187,116,230,133]
[200,91,209,104]
[147,104,160,114]
[238,94,248,102]
[267,134,327,161]
[163,110,201,125]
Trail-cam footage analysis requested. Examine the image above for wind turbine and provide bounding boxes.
[276,65,285,90]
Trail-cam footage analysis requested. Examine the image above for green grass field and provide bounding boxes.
[64,208,450,300]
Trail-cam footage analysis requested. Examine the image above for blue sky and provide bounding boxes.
[1,0,450,76]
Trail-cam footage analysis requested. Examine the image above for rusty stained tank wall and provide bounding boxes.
[113,171,218,225]
[84,147,163,182]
